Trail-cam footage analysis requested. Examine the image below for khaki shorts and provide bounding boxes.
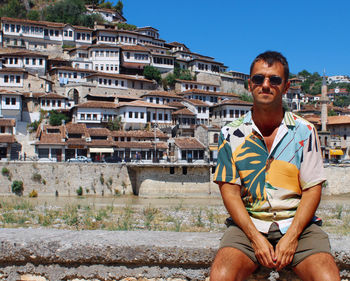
[219,222,331,267]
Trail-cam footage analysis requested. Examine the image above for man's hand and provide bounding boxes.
[251,232,276,268]
[274,233,298,270]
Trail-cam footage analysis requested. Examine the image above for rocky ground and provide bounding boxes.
[0,195,349,235]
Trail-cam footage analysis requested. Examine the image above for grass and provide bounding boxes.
[0,198,348,235]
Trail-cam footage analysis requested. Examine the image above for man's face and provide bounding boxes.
[248,60,290,109]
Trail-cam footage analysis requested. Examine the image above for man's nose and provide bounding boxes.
[262,77,271,90]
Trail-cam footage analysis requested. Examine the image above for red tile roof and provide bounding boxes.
[174,137,205,149]
[212,99,253,107]
[172,108,195,116]
[87,128,111,136]
[66,123,87,134]
[111,129,168,138]
[39,93,67,99]
[120,45,150,52]
[183,99,209,106]
[118,100,176,109]
[141,91,181,99]
[0,135,16,143]
[327,116,350,125]
[180,89,239,97]
[76,101,118,109]
[115,141,167,149]
[166,101,186,108]
[0,119,16,126]
[0,50,48,58]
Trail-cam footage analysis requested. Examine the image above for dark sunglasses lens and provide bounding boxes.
[252,75,265,85]
[269,76,282,85]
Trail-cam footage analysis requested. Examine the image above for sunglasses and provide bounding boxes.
[251,74,283,86]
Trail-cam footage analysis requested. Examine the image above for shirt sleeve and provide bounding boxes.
[299,127,326,190]
[213,129,241,185]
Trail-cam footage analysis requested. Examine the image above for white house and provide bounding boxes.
[175,79,220,92]
[211,99,253,127]
[0,89,22,122]
[39,93,69,111]
[141,91,182,105]
[72,101,118,127]
[182,99,209,125]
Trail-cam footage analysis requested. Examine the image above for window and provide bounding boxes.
[87,114,91,120]
[129,112,132,118]
[93,114,97,120]
[55,30,59,36]
[5,98,10,105]
[135,112,138,118]
[165,114,168,120]
[126,52,130,59]
[57,100,61,107]
[153,113,156,120]
[32,58,36,65]
[140,112,144,119]
[158,113,163,120]
[80,114,85,120]
[16,76,20,83]
[4,75,9,83]
[214,133,219,143]
[52,100,56,107]
[121,81,124,87]
[170,167,175,174]
[25,58,29,64]
[39,59,43,65]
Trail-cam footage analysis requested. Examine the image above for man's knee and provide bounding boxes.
[210,247,257,281]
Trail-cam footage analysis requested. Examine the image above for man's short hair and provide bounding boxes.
[250,51,289,81]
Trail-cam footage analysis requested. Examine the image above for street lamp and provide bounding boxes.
[153,122,158,163]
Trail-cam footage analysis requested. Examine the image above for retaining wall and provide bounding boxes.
[0,229,348,281]
[0,162,349,197]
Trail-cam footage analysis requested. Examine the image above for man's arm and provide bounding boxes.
[220,182,276,268]
[274,183,322,270]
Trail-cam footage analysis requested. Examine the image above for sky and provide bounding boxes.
[112,0,350,77]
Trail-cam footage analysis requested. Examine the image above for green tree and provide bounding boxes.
[328,109,337,116]
[298,70,311,78]
[239,93,253,102]
[114,0,123,15]
[27,10,40,21]
[99,1,113,9]
[49,110,70,126]
[106,117,122,131]
[0,0,27,18]
[163,73,176,89]
[143,65,161,84]
[178,69,192,80]
[11,180,24,196]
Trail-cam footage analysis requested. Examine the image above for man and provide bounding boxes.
[210,51,340,280]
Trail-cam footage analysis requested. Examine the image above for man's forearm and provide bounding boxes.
[285,184,322,238]
[219,182,260,240]
[219,182,276,268]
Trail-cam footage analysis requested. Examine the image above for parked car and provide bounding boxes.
[104,156,122,163]
[340,159,350,164]
[38,157,56,162]
[67,156,92,163]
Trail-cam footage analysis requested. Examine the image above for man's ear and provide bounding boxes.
[248,79,252,92]
[283,80,290,95]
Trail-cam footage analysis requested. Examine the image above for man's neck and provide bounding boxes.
[252,106,284,137]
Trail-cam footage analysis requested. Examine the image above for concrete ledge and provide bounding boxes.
[0,229,349,280]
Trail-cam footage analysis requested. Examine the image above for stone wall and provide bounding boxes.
[0,163,349,197]
[0,162,133,196]
[0,229,348,281]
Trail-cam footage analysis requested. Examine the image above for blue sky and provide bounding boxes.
[114,0,350,77]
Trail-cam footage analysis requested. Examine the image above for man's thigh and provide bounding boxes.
[219,224,257,264]
[292,223,331,267]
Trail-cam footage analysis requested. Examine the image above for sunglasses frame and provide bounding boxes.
[251,74,283,86]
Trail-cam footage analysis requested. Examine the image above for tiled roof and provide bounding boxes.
[0,135,16,143]
[76,101,118,109]
[50,66,97,73]
[141,91,181,98]
[39,93,67,99]
[115,141,167,149]
[0,50,48,58]
[0,89,22,95]
[87,139,113,147]
[166,101,186,108]
[183,99,208,106]
[0,68,26,73]
[174,137,205,149]
[180,89,239,97]
[121,62,148,69]
[86,72,154,83]
[111,129,168,138]
[0,119,16,126]
[118,100,176,109]
[66,138,87,145]
[66,123,87,134]
[137,26,159,32]
[87,128,111,136]
[120,45,150,52]
[212,99,253,107]
[172,108,195,116]
[327,116,350,125]
[175,79,219,87]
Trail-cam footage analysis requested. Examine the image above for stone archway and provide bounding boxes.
[67,88,80,105]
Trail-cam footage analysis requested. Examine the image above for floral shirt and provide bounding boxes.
[214,111,326,233]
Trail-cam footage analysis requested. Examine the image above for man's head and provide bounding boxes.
[250,51,289,81]
[248,51,290,109]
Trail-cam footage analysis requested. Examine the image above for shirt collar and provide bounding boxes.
[244,110,296,127]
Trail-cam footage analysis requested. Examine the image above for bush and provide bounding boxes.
[49,110,70,126]
[1,167,10,177]
[11,180,24,196]
[29,189,38,198]
[143,65,161,84]
[76,186,83,196]
[31,173,42,182]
